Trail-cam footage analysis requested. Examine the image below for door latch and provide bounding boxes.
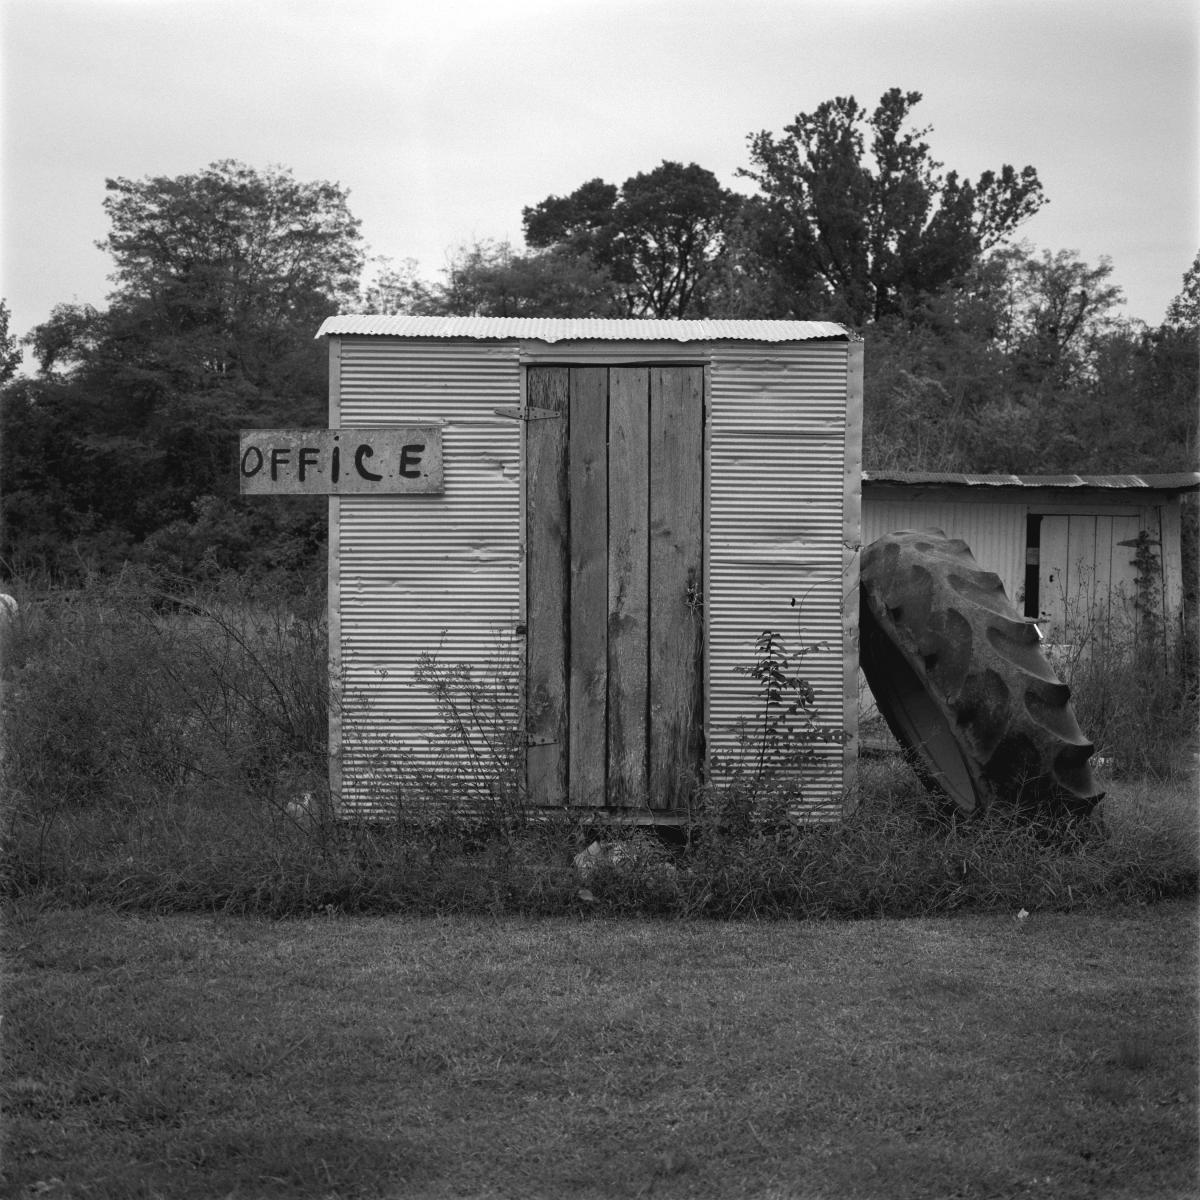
[494,406,564,421]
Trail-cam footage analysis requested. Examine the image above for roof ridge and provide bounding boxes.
[863,470,1200,492]
[316,315,851,343]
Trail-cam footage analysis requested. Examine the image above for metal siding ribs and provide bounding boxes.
[331,332,857,822]
[335,339,521,816]
[861,499,1027,605]
[707,344,850,819]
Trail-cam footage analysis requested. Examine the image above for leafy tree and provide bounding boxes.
[990,245,1124,392]
[740,88,1045,324]
[522,178,619,261]
[25,302,104,376]
[3,161,362,581]
[427,240,620,318]
[861,252,1026,472]
[1164,251,1200,330]
[0,300,23,384]
[96,160,362,393]
[1058,324,1195,474]
[861,245,1198,476]
[523,161,740,317]
[1069,254,1198,475]
[355,257,437,316]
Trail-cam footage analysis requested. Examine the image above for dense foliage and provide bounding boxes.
[3,162,362,584]
[1,94,1196,585]
[522,161,741,317]
[740,88,1046,324]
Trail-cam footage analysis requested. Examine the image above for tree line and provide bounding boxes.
[2,88,1196,586]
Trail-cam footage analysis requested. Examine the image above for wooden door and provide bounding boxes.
[525,364,704,810]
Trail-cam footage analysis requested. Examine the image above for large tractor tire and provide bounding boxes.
[859,529,1103,819]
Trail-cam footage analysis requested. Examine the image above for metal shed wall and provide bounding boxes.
[707,341,856,818]
[331,338,522,814]
[862,494,1027,601]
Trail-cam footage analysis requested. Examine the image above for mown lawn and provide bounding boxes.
[3,900,1196,1200]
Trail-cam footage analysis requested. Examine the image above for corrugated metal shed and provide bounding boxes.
[323,320,862,823]
[862,470,1195,644]
[318,315,848,343]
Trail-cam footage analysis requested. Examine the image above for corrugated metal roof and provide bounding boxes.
[317,315,850,343]
[863,470,1200,493]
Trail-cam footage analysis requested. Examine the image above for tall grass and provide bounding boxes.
[1,574,1195,918]
[1,572,329,893]
[1057,621,1198,781]
[1047,557,1198,781]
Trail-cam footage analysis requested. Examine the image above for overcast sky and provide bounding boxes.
[2,0,1197,345]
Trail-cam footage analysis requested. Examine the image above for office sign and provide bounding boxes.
[239,427,443,495]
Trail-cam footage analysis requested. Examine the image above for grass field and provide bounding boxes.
[3,900,1196,1200]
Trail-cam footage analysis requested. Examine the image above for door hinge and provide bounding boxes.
[494,406,564,421]
[525,734,558,747]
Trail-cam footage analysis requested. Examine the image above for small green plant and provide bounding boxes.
[739,628,820,782]
[700,598,846,838]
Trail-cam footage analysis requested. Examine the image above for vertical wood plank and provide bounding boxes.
[1068,514,1100,621]
[1109,514,1143,632]
[648,366,704,810]
[569,367,609,806]
[1092,515,1115,628]
[1038,515,1070,642]
[607,366,650,807]
[1159,501,1184,628]
[525,367,569,806]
